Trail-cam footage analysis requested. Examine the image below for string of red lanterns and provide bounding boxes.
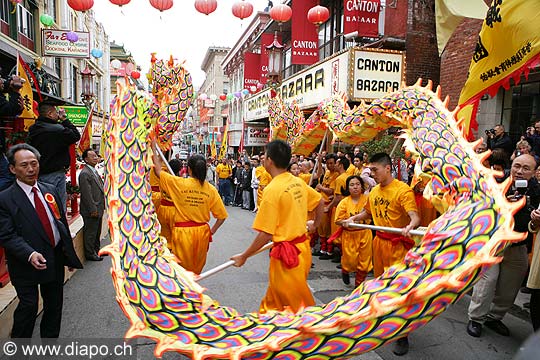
[67,0,94,12]
[194,0,217,15]
[307,5,330,26]
[269,3,292,24]
[149,0,173,12]
[231,0,254,20]
[109,0,130,6]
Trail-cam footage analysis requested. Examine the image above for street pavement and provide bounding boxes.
[37,206,535,359]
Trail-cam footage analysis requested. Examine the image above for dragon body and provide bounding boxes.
[102,67,524,359]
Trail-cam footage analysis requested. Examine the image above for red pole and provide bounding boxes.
[69,144,79,216]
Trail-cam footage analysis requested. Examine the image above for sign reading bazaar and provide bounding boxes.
[244,48,405,121]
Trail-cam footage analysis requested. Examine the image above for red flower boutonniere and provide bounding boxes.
[44,193,61,220]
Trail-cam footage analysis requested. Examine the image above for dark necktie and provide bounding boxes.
[32,187,55,247]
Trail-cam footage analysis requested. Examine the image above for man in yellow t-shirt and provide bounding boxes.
[343,152,419,356]
[255,155,272,209]
[231,140,323,314]
[314,153,338,259]
[216,158,233,205]
[326,156,350,260]
[152,148,228,275]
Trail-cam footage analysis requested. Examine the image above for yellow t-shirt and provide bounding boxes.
[346,164,356,176]
[299,173,312,184]
[215,163,232,179]
[333,172,349,196]
[253,172,321,243]
[159,172,228,222]
[320,170,338,201]
[335,195,369,222]
[365,179,417,228]
[256,166,272,187]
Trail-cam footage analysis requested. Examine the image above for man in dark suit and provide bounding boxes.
[79,148,105,261]
[0,143,82,338]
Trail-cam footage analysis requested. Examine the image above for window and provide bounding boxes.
[44,0,56,22]
[0,0,9,23]
[71,64,78,104]
[504,72,540,142]
[17,4,34,40]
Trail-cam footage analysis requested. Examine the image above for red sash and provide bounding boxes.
[151,186,160,192]
[161,199,174,206]
[375,231,415,250]
[327,226,363,244]
[270,234,307,269]
[174,221,212,242]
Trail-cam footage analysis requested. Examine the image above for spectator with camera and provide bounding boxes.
[0,73,25,191]
[525,120,540,156]
[467,154,540,338]
[28,103,81,211]
[486,124,514,162]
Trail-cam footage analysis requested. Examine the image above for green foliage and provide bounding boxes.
[66,181,80,195]
[361,133,404,158]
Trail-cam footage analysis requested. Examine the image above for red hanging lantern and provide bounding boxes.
[263,127,270,133]
[232,0,253,20]
[194,0,217,15]
[219,94,227,101]
[131,70,141,79]
[109,0,130,6]
[67,0,94,12]
[307,5,330,26]
[149,0,173,12]
[269,3,292,23]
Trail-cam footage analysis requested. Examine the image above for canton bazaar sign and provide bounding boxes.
[245,126,268,146]
[42,30,90,58]
[350,48,405,101]
[245,48,405,121]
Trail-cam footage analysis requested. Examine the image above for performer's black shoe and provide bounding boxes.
[466,320,482,337]
[392,337,409,356]
[341,272,350,285]
[86,255,103,261]
[319,252,332,260]
[484,319,509,336]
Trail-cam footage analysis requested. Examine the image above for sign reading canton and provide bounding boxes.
[42,30,90,58]
[246,126,268,146]
[343,0,381,37]
[291,0,319,65]
[243,52,261,90]
[351,49,405,101]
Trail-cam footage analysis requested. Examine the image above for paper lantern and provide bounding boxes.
[195,0,217,15]
[241,89,249,96]
[149,0,173,12]
[91,48,103,58]
[307,5,330,26]
[209,94,217,101]
[111,59,122,69]
[67,0,94,11]
[256,82,264,90]
[269,3,292,23]
[66,31,79,43]
[131,71,141,79]
[226,93,234,101]
[110,0,130,5]
[39,14,54,27]
[219,94,227,101]
[250,85,257,93]
[232,0,253,20]
[234,91,242,98]
[254,130,261,136]
[263,127,270,133]
[199,93,208,100]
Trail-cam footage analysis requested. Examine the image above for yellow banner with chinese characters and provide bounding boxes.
[17,56,36,120]
[218,124,228,160]
[210,137,217,158]
[457,0,540,139]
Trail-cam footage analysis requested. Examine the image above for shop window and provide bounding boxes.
[504,73,540,142]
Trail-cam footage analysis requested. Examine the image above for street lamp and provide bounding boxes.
[80,64,96,109]
[265,31,284,88]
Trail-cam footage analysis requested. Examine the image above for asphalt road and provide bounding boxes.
[35,206,535,359]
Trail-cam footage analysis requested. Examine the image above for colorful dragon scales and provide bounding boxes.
[102,60,525,358]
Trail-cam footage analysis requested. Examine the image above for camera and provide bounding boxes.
[0,76,11,92]
[485,129,496,135]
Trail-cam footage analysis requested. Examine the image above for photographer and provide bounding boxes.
[525,120,540,156]
[486,124,514,161]
[0,73,25,191]
[467,154,540,338]
[28,102,81,211]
